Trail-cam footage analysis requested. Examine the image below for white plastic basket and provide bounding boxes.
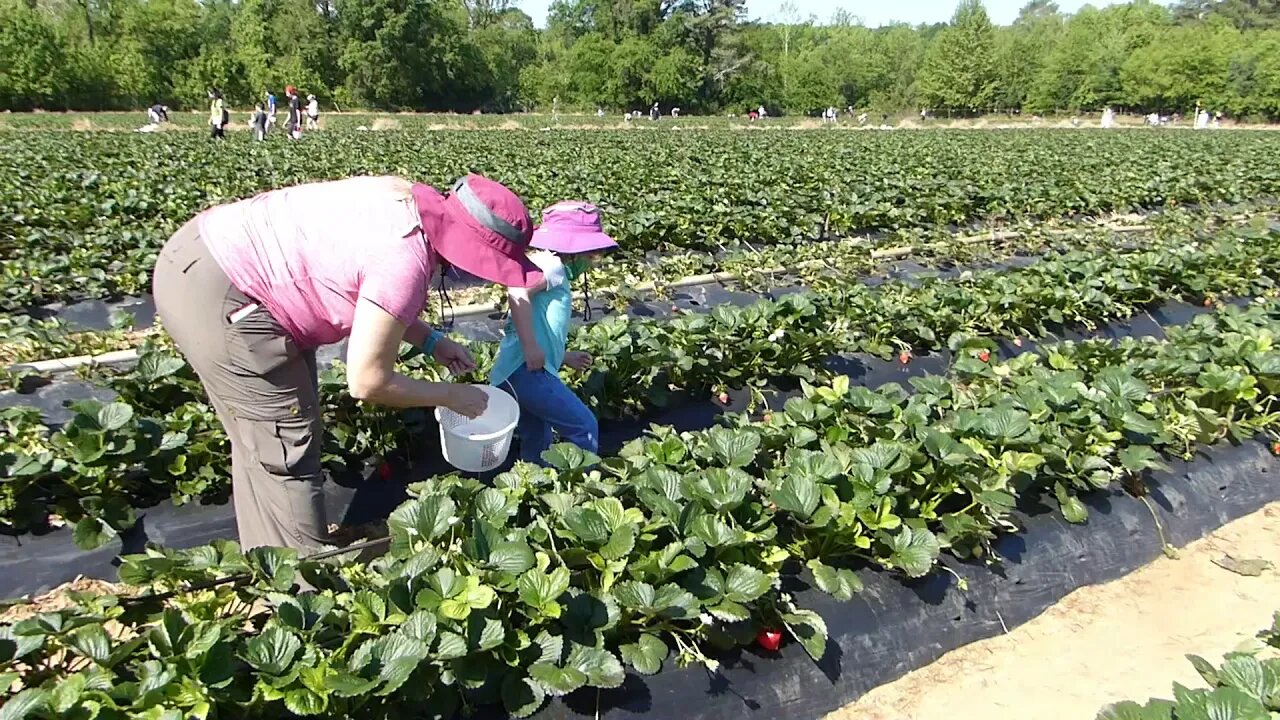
[434,385,520,473]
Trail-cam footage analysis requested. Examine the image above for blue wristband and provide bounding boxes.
[422,330,445,357]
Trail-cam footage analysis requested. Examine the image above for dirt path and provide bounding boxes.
[828,503,1280,720]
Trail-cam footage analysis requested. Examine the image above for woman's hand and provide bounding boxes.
[349,299,481,410]
[564,351,593,371]
[444,384,489,418]
[433,336,476,375]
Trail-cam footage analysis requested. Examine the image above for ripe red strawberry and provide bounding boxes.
[756,628,783,651]
[1271,441,1280,456]
[718,392,730,405]
[1204,298,1213,307]
[978,350,991,363]
[378,462,392,480]
[762,413,773,423]
[898,351,911,365]
[1013,338,1024,348]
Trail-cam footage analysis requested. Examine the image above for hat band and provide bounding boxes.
[544,201,599,217]
[452,178,525,244]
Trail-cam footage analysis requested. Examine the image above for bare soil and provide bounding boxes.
[828,503,1280,720]
[0,577,133,623]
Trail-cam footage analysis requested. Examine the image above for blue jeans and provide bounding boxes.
[502,366,598,465]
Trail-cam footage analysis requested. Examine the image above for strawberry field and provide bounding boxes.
[2,127,1280,719]
[4,129,1280,311]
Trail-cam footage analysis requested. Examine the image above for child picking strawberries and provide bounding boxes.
[490,202,618,464]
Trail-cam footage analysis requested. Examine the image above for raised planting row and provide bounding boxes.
[0,209,1083,368]
[5,204,1261,369]
[0,211,1186,382]
[3,224,1280,545]
[1097,612,1280,720]
[3,299,1280,719]
[4,128,1280,309]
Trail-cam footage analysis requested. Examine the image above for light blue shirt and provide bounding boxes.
[489,252,576,387]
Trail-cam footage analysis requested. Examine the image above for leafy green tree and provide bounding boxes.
[780,49,838,114]
[1121,19,1238,112]
[646,45,703,106]
[1175,0,1280,29]
[337,0,483,109]
[1222,29,1280,116]
[10,0,1280,119]
[994,1,1063,111]
[918,0,998,113]
[866,25,926,111]
[667,0,749,107]
[1024,3,1169,112]
[472,8,538,110]
[0,0,68,109]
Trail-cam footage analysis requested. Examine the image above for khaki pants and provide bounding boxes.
[153,220,328,552]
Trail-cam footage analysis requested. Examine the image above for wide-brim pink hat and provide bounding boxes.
[412,175,543,288]
[530,201,619,254]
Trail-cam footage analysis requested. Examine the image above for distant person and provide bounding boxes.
[251,103,268,141]
[285,86,302,139]
[306,94,320,131]
[1213,111,1222,129]
[671,107,680,119]
[1100,106,1115,129]
[748,109,759,121]
[209,88,228,140]
[650,102,660,121]
[148,104,170,125]
[758,105,767,119]
[596,107,605,118]
[265,90,278,132]
[920,108,928,122]
[857,112,868,126]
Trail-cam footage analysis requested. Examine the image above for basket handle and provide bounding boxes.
[501,379,520,406]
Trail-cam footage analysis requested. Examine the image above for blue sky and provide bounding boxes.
[514,0,1166,28]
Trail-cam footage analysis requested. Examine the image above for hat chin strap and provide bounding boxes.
[451,178,525,244]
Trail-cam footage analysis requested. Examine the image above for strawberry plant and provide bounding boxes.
[6,226,1280,544]
[3,298,1280,717]
[1097,646,1280,720]
[5,129,1280,310]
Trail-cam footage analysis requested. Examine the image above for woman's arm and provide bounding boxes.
[404,318,433,348]
[346,299,486,415]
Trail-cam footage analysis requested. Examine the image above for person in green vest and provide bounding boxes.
[209,88,228,140]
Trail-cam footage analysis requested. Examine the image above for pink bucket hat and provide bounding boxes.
[530,202,619,254]
[411,174,543,288]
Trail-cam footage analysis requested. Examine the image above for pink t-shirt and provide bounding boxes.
[199,176,434,349]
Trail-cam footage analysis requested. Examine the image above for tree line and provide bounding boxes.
[4,0,1280,119]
